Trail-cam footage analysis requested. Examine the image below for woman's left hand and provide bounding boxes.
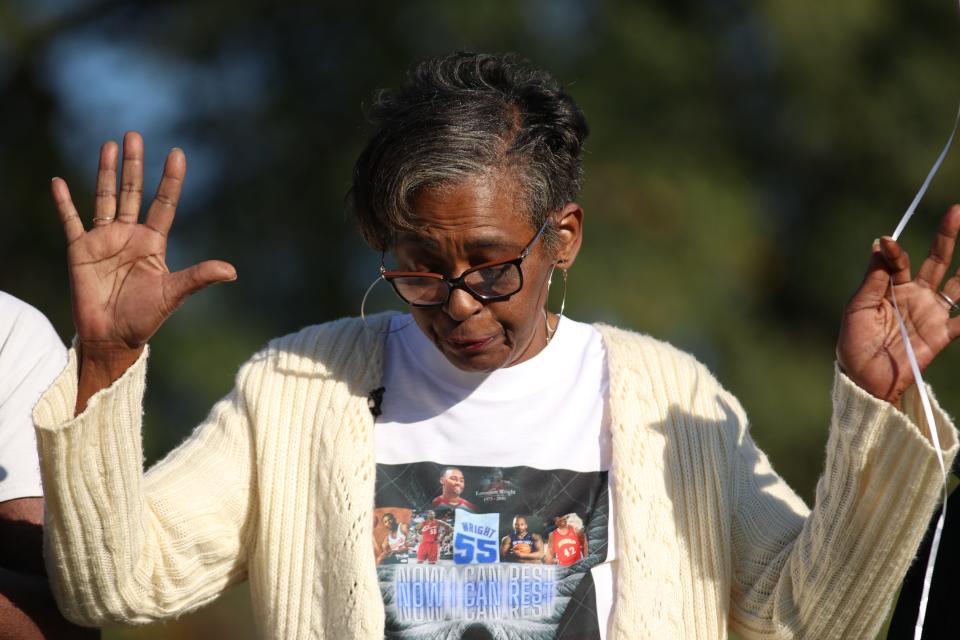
[837,205,960,405]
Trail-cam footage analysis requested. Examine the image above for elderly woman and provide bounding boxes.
[37,52,960,639]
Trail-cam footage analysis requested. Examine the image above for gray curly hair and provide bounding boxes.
[348,51,589,255]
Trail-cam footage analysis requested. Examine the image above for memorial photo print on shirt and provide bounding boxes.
[374,461,610,639]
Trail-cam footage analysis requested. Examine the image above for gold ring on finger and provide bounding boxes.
[938,290,960,314]
[92,216,116,223]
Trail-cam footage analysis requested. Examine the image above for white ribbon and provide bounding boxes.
[887,97,960,640]
[892,104,960,242]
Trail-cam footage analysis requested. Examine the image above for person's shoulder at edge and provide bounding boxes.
[0,290,67,358]
[0,290,67,430]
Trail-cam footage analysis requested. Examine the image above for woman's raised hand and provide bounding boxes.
[837,205,960,405]
[52,132,235,410]
[52,132,235,351]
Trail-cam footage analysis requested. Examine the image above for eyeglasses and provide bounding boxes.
[381,217,551,307]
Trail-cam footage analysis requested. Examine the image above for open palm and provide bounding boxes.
[837,206,960,404]
[52,132,235,351]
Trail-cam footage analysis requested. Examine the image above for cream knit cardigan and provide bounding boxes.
[33,314,957,639]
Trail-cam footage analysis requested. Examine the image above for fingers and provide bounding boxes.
[50,178,85,243]
[879,237,912,285]
[948,313,960,339]
[116,131,144,224]
[852,237,913,306]
[93,141,118,226]
[916,204,960,289]
[853,240,894,305]
[940,249,960,306]
[166,260,237,308]
[144,148,185,237]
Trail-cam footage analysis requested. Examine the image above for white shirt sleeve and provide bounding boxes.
[0,291,68,503]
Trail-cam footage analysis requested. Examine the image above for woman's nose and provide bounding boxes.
[443,286,483,321]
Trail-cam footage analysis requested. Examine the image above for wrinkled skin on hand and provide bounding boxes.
[837,205,960,405]
[51,131,236,413]
[51,131,236,352]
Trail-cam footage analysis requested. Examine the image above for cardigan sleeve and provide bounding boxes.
[727,366,958,639]
[32,345,259,626]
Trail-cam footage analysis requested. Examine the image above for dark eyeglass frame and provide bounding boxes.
[381,216,552,308]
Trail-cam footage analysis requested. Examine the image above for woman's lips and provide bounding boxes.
[446,335,496,352]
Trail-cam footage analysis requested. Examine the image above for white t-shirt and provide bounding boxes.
[0,292,67,503]
[374,313,615,639]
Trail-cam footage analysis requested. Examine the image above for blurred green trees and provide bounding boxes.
[2,1,957,637]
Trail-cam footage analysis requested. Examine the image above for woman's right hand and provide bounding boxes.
[52,132,236,410]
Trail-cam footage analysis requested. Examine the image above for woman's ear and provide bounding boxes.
[554,202,584,267]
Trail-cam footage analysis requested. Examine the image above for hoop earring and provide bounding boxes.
[360,274,413,335]
[544,267,567,344]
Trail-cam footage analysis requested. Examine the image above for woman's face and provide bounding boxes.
[392,173,581,372]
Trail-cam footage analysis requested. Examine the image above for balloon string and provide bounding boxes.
[886,80,960,640]
[887,287,948,639]
[892,104,960,243]
[889,285,949,640]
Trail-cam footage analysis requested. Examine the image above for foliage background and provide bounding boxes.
[2,0,958,637]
